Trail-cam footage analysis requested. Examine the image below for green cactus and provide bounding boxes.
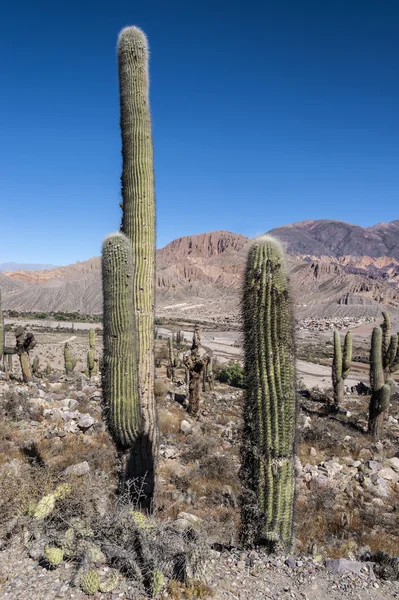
[369,326,394,439]
[59,527,76,557]
[32,493,56,519]
[46,363,51,376]
[32,356,40,376]
[54,483,73,500]
[87,349,95,377]
[78,541,106,563]
[381,312,399,379]
[44,546,64,566]
[118,26,157,493]
[332,330,352,407]
[89,328,95,349]
[240,237,296,550]
[151,570,164,596]
[80,570,100,595]
[64,342,77,374]
[102,233,140,448]
[99,571,119,593]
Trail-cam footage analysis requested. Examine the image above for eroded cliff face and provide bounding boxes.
[1,224,399,320]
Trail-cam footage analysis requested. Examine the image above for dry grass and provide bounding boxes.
[166,579,215,599]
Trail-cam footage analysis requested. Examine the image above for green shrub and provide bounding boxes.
[216,362,245,388]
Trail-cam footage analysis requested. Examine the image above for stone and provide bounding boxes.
[64,461,90,476]
[378,467,398,483]
[388,457,399,473]
[180,420,192,434]
[60,399,79,410]
[374,477,389,498]
[77,413,95,430]
[325,559,374,577]
[285,557,296,568]
[309,447,317,457]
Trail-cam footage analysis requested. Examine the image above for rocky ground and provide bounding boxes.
[0,338,398,599]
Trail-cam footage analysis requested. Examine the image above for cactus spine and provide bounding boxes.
[368,326,394,440]
[240,237,296,550]
[102,233,140,448]
[332,330,352,407]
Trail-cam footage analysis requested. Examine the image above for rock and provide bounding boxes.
[309,447,317,457]
[64,461,90,476]
[180,420,192,434]
[285,557,296,568]
[160,446,178,459]
[388,457,399,473]
[60,399,79,410]
[378,467,399,483]
[325,559,374,577]
[77,413,95,430]
[177,512,201,524]
[374,477,389,498]
[368,460,382,472]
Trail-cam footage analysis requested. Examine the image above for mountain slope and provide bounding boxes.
[266,220,399,258]
[1,223,399,320]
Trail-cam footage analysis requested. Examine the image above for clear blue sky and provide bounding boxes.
[1,0,398,265]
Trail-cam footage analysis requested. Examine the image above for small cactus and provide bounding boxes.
[59,527,76,557]
[32,356,40,376]
[80,570,100,595]
[54,483,73,500]
[381,312,399,379]
[33,494,56,519]
[64,342,77,374]
[99,571,119,593]
[46,363,51,376]
[44,546,64,566]
[130,509,152,529]
[369,326,394,439]
[332,330,352,407]
[151,570,164,596]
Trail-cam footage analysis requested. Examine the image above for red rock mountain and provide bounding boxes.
[1,222,399,321]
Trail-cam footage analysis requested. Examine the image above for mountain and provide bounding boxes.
[0,262,57,272]
[1,223,399,321]
[267,220,399,258]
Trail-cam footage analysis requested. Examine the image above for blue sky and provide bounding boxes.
[1,0,398,265]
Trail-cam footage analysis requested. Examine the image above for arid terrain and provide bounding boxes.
[1,218,399,599]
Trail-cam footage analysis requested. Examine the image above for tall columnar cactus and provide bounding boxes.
[368,326,394,440]
[381,312,399,380]
[116,26,157,502]
[87,328,97,377]
[64,342,77,374]
[167,336,177,382]
[102,233,140,449]
[240,237,297,550]
[332,330,352,407]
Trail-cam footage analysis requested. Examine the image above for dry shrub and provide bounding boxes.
[159,407,181,437]
[166,579,214,599]
[180,434,218,463]
[155,378,169,401]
